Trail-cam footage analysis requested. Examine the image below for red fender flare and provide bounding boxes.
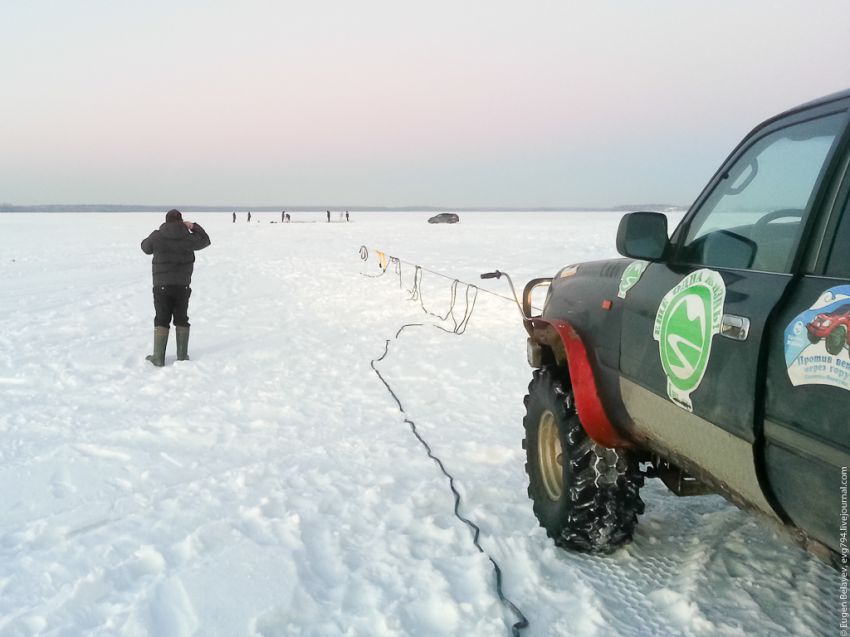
[528,317,631,448]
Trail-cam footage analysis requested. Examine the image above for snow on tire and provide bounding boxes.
[522,366,644,553]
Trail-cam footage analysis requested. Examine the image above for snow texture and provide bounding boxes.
[0,211,835,636]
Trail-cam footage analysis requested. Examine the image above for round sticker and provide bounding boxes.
[653,269,726,411]
[784,285,850,390]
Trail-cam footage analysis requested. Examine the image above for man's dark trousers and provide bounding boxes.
[153,285,191,327]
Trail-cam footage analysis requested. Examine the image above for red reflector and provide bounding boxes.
[601,300,613,310]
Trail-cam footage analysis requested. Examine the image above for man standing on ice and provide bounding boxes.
[140,209,211,366]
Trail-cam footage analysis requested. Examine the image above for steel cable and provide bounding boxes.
[359,245,524,308]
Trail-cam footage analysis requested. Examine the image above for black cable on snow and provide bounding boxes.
[371,326,528,637]
[362,256,529,637]
[360,243,531,633]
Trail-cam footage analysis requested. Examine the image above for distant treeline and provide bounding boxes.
[0,203,686,213]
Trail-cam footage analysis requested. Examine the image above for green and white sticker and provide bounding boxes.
[653,269,726,411]
[617,260,649,299]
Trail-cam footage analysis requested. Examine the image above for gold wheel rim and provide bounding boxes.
[538,410,564,501]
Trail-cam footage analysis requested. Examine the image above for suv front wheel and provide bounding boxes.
[522,366,644,553]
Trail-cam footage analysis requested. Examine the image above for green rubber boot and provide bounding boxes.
[145,326,169,367]
[176,326,190,361]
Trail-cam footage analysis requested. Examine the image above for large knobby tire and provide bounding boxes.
[522,366,644,553]
[825,325,847,356]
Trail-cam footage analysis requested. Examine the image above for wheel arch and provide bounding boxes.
[526,317,631,448]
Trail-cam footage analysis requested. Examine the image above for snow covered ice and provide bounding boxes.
[0,211,835,636]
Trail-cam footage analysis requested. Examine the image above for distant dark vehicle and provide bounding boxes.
[807,303,850,355]
[428,213,460,224]
[518,88,850,568]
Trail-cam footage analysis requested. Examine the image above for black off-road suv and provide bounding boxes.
[521,89,850,565]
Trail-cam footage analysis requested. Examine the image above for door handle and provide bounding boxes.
[720,314,750,341]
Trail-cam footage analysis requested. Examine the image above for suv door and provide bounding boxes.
[764,157,850,554]
[617,106,848,517]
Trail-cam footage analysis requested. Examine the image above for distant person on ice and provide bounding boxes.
[140,209,211,366]
[326,210,330,223]
[232,212,236,223]
[247,211,252,223]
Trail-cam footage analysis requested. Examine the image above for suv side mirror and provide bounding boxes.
[616,212,669,261]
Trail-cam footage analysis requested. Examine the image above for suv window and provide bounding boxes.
[678,113,845,273]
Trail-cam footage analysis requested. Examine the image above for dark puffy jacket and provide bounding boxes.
[141,222,211,286]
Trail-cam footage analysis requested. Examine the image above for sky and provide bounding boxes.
[1,1,849,209]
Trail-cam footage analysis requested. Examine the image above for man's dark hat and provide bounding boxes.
[165,209,183,223]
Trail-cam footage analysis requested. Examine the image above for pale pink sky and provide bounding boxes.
[1,1,849,207]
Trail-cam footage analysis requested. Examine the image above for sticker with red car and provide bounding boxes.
[784,285,850,389]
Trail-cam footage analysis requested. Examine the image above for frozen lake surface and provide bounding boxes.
[0,211,834,636]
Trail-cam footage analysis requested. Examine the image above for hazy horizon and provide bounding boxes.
[2,1,849,208]
[0,202,687,212]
